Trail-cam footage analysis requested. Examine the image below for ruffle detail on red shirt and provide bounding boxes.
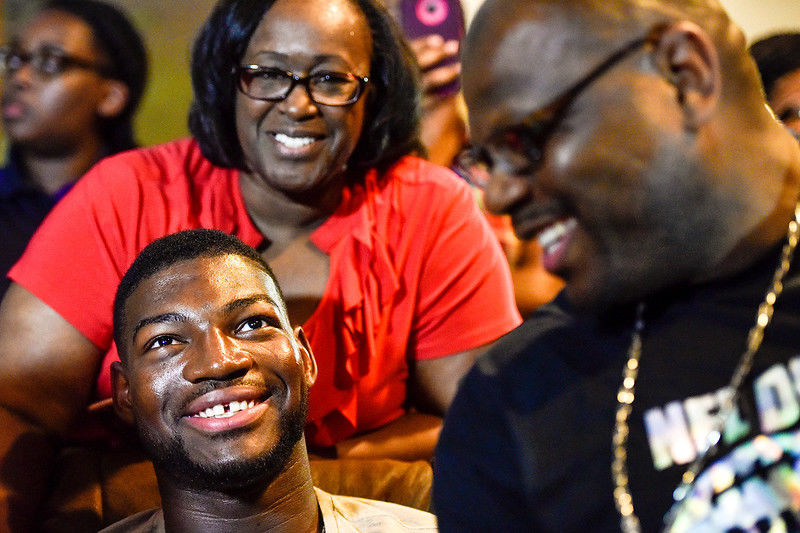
[305,168,402,447]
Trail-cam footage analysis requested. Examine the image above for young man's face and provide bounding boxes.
[112,254,316,488]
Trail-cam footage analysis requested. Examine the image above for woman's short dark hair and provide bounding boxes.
[750,33,800,98]
[44,0,148,154]
[188,0,421,176]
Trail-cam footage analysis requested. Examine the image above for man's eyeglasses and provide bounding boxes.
[0,46,107,79]
[234,65,370,107]
[457,31,661,189]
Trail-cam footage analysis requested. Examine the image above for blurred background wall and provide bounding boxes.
[2,0,800,150]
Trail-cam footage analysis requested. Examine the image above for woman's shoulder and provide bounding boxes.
[68,140,238,209]
[90,139,231,184]
[379,155,472,205]
[383,155,464,186]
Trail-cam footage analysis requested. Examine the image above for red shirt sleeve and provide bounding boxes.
[10,151,156,349]
[9,140,256,351]
[403,160,522,359]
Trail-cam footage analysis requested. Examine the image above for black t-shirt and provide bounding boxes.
[434,245,800,532]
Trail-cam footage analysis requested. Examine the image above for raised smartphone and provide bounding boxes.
[400,0,464,96]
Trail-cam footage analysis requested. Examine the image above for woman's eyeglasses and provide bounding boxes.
[234,65,369,106]
[0,46,107,79]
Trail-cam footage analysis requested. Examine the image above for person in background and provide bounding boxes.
[434,0,800,530]
[0,0,147,298]
[104,229,437,533]
[750,32,800,138]
[0,0,519,529]
[384,0,563,315]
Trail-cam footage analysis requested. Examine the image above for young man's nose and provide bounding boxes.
[182,329,253,382]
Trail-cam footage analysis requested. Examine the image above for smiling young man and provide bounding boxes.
[105,229,436,532]
[433,0,800,531]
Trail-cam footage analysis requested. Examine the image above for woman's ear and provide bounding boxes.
[110,361,135,425]
[653,20,721,129]
[293,326,317,386]
[97,79,130,119]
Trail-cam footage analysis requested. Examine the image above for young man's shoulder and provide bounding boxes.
[99,508,163,533]
[316,487,438,532]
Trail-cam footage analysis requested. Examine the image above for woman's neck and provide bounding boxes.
[16,138,105,196]
[239,169,347,248]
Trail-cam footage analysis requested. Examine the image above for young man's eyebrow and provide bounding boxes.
[222,295,280,315]
[131,313,188,342]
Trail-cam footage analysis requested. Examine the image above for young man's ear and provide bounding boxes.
[110,361,135,425]
[294,326,317,387]
[653,20,721,129]
[97,79,130,119]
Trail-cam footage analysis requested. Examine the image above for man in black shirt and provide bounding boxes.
[434,0,800,531]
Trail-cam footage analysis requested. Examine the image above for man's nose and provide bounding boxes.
[483,169,533,215]
[182,329,252,383]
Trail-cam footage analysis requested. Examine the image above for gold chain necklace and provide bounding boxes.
[612,201,800,533]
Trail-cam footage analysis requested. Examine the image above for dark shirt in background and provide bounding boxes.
[0,154,72,300]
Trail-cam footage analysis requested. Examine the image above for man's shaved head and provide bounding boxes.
[464,0,760,120]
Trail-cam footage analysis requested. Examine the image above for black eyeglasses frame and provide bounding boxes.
[0,46,109,79]
[233,65,370,107]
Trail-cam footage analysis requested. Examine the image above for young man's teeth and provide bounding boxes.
[196,400,256,418]
[538,218,578,252]
[274,133,315,148]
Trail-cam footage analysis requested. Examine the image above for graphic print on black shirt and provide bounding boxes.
[643,355,800,532]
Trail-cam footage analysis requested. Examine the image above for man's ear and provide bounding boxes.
[653,21,721,129]
[110,361,135,425]
[294,326,317,387]
[97,79,129,119]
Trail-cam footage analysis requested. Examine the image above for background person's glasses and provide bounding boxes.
[234,65,369,106]
[0,46,106,79]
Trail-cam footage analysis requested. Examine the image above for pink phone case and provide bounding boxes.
[400,0,464,96]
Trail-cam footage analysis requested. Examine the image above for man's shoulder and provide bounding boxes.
[379,155,473,206]
[479,293,575,370]
[466,292,626,412]
[99,508,164,533]
[315,487,437,532]
[475,293,584,388]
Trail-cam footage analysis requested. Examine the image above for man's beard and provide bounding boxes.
[137,388,308,491]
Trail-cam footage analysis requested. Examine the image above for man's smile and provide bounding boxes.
[181,384,278,433]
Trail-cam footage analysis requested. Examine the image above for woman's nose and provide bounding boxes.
[5,61,35,88]
[277,82,319,120]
